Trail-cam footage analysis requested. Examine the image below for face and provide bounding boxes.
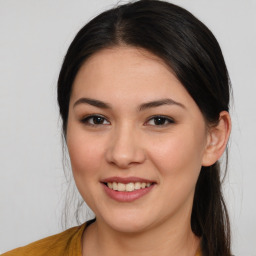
[66,47,210,233]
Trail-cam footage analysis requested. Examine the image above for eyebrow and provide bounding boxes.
[73,98,111,109]
[139,98,185,111]
[73,97,185,110]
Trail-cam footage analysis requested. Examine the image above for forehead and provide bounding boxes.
[75,46,174,85]
[70,46,195,110]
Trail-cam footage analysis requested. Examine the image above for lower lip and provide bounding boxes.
[102,183,155,202]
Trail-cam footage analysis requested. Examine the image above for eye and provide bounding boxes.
[146,116,174,126]
[81,115,110,126]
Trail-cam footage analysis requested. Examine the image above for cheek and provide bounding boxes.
[67,129,104,179]
[146,129,207,214]
[148,128,206,182]
[66,130,106,210]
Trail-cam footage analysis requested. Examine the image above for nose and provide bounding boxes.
[105,125,146,169]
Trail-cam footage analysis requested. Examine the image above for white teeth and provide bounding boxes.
[106,181,153,192]
[134,182,141,190]
[113,182,118,190]
[126,183,134,192]
[117,183,126,191]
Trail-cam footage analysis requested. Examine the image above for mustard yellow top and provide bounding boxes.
[2,222,202,256]
[1,224,86,256]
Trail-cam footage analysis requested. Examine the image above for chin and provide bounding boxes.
[108,220,150,233]
[99,209,157,234]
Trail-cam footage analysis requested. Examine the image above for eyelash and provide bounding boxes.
[145,115,175,126]
[80,115,175,127]
[81,115,110,126]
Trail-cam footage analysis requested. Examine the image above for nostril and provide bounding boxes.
[105,137,146,168]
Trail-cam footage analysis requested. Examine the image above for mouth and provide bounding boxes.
[103,181,153,192]
[101,177,156,202]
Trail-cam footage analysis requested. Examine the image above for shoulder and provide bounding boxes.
[1,223,86,256]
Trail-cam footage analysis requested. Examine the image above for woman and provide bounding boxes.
[3,0,232,255]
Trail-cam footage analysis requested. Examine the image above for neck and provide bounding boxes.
[82,216,200,256]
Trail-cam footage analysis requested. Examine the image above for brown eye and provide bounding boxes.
[81,115,110,126]
[146,116,174,126]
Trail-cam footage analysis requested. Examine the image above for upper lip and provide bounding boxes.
[101,176,156,184]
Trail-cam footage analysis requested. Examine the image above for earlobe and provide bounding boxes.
[202,111,231,167]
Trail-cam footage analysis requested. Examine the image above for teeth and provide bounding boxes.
[117,183,126,191]
[134,182,141,190]
[126,183,134,192]
[106,182,153,192]
[113,182,118,190]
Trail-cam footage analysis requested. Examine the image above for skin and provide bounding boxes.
[66,46,231,256]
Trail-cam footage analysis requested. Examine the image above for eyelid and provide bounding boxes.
[80,114,110,126]
[79,114,174,127]
[145,115,175,126]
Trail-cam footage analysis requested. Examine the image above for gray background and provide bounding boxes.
[0,0,255,255]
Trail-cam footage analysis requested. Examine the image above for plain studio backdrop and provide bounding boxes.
[0,0,255,255]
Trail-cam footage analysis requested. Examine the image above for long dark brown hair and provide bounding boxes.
[57,1,232,255]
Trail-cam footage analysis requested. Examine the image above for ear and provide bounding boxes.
[202,111,231,167]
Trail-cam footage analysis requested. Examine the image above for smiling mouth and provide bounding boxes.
[101,177,156,202]
[104,182,153,192]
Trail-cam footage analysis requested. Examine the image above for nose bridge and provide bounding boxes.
[106,122,145,168]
